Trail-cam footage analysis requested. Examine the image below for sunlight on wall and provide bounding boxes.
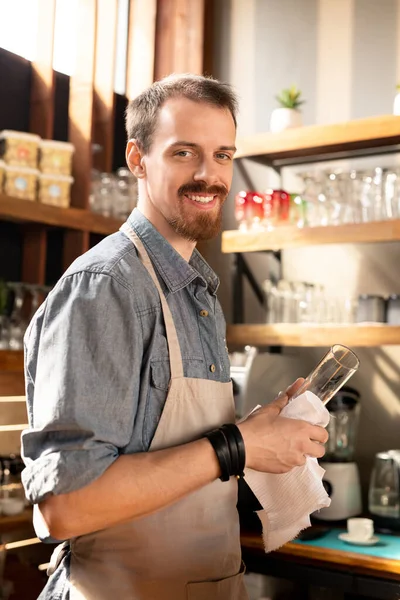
[0,0,129,92]
[52,0,79,75]
[0,0,39,60]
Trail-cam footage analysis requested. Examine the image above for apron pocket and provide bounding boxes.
[186,564,247,600]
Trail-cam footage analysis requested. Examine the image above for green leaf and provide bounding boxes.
[275,85,305,109]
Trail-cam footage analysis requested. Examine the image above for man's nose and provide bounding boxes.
[193,159,220,186]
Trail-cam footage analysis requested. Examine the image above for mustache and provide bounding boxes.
[178,182,228,197]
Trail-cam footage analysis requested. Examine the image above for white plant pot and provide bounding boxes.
[393,92,400,116]
[269,108,303,133]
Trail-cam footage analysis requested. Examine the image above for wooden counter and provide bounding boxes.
[241,530,400,599]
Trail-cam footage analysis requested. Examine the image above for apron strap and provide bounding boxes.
[120,222,184,380]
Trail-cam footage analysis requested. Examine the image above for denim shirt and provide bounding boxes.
[21,209,231,510]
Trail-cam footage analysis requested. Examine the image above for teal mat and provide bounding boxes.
[293,529,400,560]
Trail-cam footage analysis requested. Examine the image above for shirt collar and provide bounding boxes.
[126,208,220,295]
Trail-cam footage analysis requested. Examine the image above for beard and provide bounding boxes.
[166,182,228,242]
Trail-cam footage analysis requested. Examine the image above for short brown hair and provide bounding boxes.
[125,73,238,153]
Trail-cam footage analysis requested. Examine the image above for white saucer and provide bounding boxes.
[338,533,380,546]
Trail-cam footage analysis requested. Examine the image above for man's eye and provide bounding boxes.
[216,153,231,160]
[176,150,192,157]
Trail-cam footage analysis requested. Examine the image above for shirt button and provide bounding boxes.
[210,364,216,373]
[200,309,209,317]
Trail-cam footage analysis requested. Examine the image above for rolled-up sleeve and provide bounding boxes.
[21,270,141,504]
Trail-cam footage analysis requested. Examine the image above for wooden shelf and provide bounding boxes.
[0,508,33,534]
[222,220,400,253]
[235,114,400,165]
[0,194,124,235]
[226,324,400,347]
[0,351,24,372]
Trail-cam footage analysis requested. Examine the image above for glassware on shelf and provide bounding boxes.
[263,189,289,229]
[262,279,361,325]
[114,167,138,219]
[0,283,52,350]
[384,168,400,220]
[0,454,26,516]
[297,172,329,227]
[289,193,306,228]
[89,169,138,220]
[7,283,27,351]
[337,170,360,224]
[234,191,265,231]
[359,168,386,223]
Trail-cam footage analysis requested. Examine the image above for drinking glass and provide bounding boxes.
[291,344,360,405]
[324,170,344,225]
[235,191,265,231]
[298,172,328,227]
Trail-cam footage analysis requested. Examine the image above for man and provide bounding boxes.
[22,74,328,600]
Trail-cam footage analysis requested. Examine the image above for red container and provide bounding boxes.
[235,191,265,230]
[264,189,290,227]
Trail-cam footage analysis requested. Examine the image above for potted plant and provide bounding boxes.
[269,85,305,133]
[393,83,400,115]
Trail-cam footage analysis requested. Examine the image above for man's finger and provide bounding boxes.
[271,391,290,412]
[285,377,305,398]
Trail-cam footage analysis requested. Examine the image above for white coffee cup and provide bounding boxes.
[347,518,374,541]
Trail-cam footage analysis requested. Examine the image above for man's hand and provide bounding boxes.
[237,378,329,474]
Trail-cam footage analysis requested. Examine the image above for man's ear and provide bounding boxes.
[126,139,146,179]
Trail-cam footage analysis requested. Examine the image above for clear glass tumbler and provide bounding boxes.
[291,344,360,405]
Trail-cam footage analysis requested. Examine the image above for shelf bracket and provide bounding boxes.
[232,253,265,324]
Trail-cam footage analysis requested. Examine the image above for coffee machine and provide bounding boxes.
[314,386,362,521]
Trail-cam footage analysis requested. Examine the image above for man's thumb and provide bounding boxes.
[272,391,289,412]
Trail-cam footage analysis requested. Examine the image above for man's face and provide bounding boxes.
[138,97,236,242]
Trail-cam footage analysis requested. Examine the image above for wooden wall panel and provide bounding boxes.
[0,373,25,397]
[66,0,97,268]
[126,0,157,100]
[68,0,97,210]
[22,227,47,284]
[29,0,56,139]
[63,230,89,271]
[93,0,118,172]
[154,0,205,80]
[26,0,56,286]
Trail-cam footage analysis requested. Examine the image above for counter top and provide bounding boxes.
[241,529,400,582]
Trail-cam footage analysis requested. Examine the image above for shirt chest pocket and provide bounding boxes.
[143,358,205,449]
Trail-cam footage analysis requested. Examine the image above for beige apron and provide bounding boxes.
[67,223,248,599]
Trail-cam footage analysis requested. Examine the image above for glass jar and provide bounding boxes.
[0,455,25,516]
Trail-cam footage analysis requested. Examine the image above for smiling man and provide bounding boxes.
[22,74,328,600]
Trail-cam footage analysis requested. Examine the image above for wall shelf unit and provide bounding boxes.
[222,219,400,253]
[226,115,400,345]
[0,194,123,236]
[0,351,24,372]
[226,324,400,348]
[235,114,400,166]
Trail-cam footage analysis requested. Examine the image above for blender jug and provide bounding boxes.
[325,387,360,462]
[314,387,362,521]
